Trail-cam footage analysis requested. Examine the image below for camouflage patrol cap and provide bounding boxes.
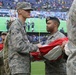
[1,32,7,35]
[16,2,33,10]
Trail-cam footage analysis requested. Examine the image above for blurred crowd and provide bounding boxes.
[0,0,73,11]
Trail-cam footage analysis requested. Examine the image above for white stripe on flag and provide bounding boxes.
[43,46,62,60]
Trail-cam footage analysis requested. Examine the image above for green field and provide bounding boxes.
[31,61,45,75]
[0,17,67,32]
[0,17,10,31]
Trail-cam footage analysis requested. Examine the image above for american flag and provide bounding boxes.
[30,37,68,61]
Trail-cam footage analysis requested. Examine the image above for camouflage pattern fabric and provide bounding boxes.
[66,0,76,75]
[3,33,11,75]
[7,19,38,75]
[0,48,6,75]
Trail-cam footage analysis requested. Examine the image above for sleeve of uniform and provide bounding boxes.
[9,24,38,54]
[67,0,76,45]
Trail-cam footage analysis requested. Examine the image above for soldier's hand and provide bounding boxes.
[60,41,67,51]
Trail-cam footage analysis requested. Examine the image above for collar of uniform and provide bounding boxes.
[48,31,59,40]
[52,31,59,37]
[18,18,25,25]
[17,19,26,31]
[51,31,59,38]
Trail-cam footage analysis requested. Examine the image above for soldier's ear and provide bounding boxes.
[54,21,58,27]
[17,9,22,14]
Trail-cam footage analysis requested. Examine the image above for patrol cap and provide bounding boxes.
[46,17,60,25]
[1,32,7,35]
[16,2,33,10]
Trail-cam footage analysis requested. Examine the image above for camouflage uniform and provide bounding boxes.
[7,19,38,75]
[44,31,66,75]
[0,32,8,75]
[66,0,76,75]
[3,33,11,75]
[2,20,14,75]
[0,49,5,75]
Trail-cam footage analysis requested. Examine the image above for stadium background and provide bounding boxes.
[0,17,67,32]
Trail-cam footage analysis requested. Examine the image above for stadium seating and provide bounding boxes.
[0,0,74,11]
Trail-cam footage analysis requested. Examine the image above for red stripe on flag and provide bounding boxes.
[0,44,3,51]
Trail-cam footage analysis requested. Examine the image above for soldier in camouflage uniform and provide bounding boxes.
[65,0,76,75]
[0,32,7,75]
[3,20,14,75]
[3,33,11,75]
[0,48,4,75]
[44,17,66,75]
[7,2,41,75]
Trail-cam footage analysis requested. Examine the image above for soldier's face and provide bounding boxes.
[46,20,55,32]
[22,9,31,18]
[1,34,7,43]
[18,9,31,18]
